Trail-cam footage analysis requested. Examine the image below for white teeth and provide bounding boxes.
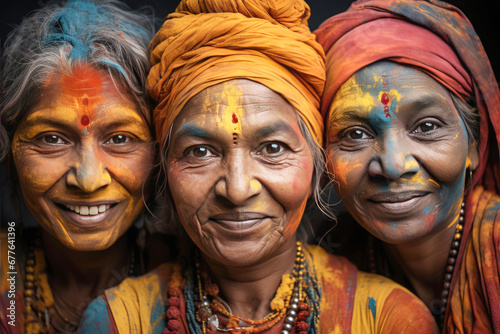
[89,206,98,215]
[64,204,112,216]
[80,206,89,215]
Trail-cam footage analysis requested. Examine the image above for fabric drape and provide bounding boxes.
[148,0,326,146]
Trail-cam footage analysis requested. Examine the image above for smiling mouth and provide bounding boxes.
[368,191,429,214]
[59,203,114,216]
[210,212,268,231]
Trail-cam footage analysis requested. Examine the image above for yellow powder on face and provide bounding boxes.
[404,157,419,171]
[216,82,244,137]
[429,178,440,188]
[329,77,377,123]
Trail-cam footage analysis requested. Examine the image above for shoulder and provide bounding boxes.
[352,272,438,333]
[80,262,174,334]
[306,244,357,277]
[80,295,117,333]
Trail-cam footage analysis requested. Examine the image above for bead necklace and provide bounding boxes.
[435,201,465,329]
[24,232,137,334]
[368,201,465,330]
[164,241,318,334]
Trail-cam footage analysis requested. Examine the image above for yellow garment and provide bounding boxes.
[147,0,325,146]
[94,245,437,333]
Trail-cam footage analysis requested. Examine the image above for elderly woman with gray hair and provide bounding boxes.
[0,0,157,332]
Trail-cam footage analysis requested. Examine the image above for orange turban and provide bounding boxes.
[147,0,325,147]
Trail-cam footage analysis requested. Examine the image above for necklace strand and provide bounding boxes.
[24,232,137,333]
[368,201,465,329]
[164,241,315,334]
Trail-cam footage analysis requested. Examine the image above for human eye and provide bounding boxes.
[104,134,132,145]
[42,134,68,145]
[184,145,216,158]
[411,121,439,135]
[343,129,371,140]
[261,142,287,156]
[332,126,373,151]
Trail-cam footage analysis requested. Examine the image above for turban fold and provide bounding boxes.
[315,0,500,194]
[147,0,325,146]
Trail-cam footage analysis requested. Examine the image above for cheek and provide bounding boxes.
[278,157,314,209]
[329,150,364,194]
[108,149,154,196]
[13,147,67,196]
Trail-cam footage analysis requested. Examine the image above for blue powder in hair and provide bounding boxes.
[43,0,149,60]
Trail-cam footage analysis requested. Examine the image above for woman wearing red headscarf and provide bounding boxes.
[315,0,500,332]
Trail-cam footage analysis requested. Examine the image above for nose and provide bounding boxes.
[368,136,419,180]
[214,153,262,205]
[66,146,111,192]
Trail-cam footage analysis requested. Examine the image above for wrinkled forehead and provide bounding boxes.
[43,63,122,99]
[178,79,294,120]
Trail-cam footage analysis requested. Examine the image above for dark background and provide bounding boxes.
[0,0,498,80]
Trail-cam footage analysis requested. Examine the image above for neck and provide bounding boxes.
[41,229,132,311]
[384,223,457,306]
[203,237,298,320]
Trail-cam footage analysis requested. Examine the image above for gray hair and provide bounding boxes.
[0,0,156,162]
[451,93,480,147]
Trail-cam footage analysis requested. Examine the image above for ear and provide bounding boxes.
[466,141,479,170]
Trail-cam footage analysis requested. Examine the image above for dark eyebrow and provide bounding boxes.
[255,122,296,138]
[176,124,213,140]
[403,93,451,112]
[329,109,368,124]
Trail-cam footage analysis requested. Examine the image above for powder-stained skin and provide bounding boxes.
[11,64,154,250]
[326,61,478,244]
[166,79,314,268]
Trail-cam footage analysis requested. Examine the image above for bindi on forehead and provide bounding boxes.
[381,71,391,119]
[50,64,111,134]
[232,113,239,145]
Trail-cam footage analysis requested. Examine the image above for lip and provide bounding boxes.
[54,200,120,228]
[209,212,268,231]
[367,191,429,215]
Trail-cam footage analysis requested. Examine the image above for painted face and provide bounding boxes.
[326,61,477,244]
[167,79,313,267]
[12,64,154,250]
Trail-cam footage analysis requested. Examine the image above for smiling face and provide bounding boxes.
[166,79,313,267]
[326,61,478,244]
[12,64,154,251]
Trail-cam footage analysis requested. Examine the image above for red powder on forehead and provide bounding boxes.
[81,115,90,126]
[232,113,238,124]
[83,97,89,106]
[61,64,104,97]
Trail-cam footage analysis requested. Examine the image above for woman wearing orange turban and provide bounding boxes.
[80,0,438,333]
[316,0,500,332]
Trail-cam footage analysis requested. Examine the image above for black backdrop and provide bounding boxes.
[0,0,498,80]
